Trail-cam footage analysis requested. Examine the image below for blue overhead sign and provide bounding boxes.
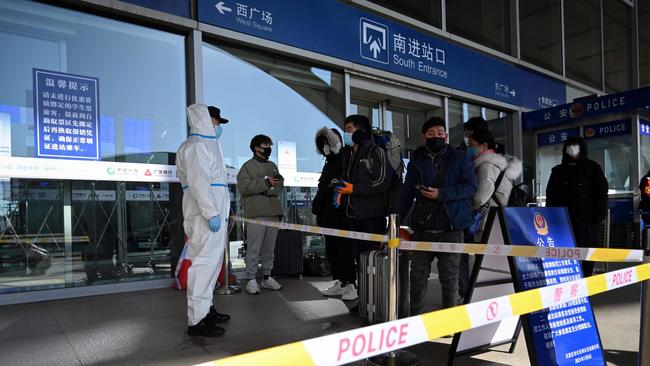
[504,208,605,366]
[198,0,565,110]
[33,69,100,160]
[537,127,580,147]
[583,119,630,139]
[523,86,650,129]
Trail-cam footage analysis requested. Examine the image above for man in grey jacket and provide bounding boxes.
[237,134,284,295]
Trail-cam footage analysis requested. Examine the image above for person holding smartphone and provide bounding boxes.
[237,134,284,295]
[395,117,477,315]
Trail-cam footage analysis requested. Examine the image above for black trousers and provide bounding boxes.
[324,233,355,285]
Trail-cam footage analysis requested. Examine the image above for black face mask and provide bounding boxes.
[352,130,370,145]
[425,137,446,152]
[259,147,272,158]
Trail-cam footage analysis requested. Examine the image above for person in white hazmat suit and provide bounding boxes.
[176,104,232,337]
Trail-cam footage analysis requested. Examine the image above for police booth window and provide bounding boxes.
[0,0,187,291]
[583,120,633,193]
[202,42,345,265]
[640,119,650,180]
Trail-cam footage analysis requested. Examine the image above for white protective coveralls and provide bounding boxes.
[176,104,230,326]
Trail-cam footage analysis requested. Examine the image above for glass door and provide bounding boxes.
[349,75,443,159]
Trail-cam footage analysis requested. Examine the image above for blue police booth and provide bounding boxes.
[522,86,650,249]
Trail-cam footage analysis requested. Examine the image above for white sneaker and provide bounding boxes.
[261,277,282,291]
[246,279,260,295]
[322,280,346,296]
[341,284,358,301]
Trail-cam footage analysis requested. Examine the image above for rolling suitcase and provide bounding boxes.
[272,228,303,277]
[359,249,410,324]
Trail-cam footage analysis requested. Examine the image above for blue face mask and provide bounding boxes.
[214,125,223,140]
[343,132,354,147]
[467,146,478,158]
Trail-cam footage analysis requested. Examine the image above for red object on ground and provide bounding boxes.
[173,235,237,290]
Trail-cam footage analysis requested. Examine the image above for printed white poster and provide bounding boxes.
[278,140,297,173]
[0,112,11,157]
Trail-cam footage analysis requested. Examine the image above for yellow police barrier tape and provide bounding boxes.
[196,263,650,366]
[232,216,389,243]
[232,216,644,263]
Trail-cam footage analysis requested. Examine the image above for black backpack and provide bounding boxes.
[507,183,528,207]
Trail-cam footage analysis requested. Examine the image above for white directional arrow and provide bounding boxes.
[510,89,516,97]
[215,1,232,14]
[369,40,381,58]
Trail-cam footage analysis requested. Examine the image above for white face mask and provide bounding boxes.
[566,145,580,158]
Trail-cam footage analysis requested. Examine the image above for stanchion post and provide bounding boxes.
[639,227,650,366]
[388,214,399,323]
[216,222,241,295]
[604,208,611,273]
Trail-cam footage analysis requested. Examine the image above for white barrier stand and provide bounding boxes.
[216,219,241,295]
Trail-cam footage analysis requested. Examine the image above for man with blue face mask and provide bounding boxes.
[176,104,231,337]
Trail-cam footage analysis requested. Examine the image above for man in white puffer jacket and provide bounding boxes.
[459,129,522,299]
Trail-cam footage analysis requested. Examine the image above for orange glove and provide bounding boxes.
[335,181,353,195]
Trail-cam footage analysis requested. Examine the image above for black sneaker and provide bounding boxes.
[206,306,230,324]
[187,317,225,337]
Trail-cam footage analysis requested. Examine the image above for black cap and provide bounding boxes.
[207,106,229,124]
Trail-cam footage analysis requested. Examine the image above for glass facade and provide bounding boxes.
[202,42,346,265]
[0,0,186,293]
[603,0,634,92]
[447,99,509,154]
[519,0,563,74]
[445,0,511,54]
[368,0,442,28]
[640,0,650,87]
[564,0,603,89]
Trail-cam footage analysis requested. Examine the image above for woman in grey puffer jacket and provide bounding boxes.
[468,130,522,212]
[458,129,522,300]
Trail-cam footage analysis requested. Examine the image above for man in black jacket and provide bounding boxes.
[546,137,608,277]
[335,115,393,301]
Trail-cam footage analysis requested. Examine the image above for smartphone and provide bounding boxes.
[415,185,431,191]
[328,179,340,188]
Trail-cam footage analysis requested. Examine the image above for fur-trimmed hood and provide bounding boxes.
[473,152,522,181]
[315,127,342,156]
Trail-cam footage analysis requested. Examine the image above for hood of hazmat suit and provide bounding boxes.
[176,103,230,326]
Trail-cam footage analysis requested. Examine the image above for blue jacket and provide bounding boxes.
[396,145,477,230]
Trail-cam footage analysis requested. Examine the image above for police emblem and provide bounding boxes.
[534,213,548,236]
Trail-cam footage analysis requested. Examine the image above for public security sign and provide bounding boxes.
[504,208,605,366]
[198,0,565,109]
[537,127,580,147]
[583,119,630,139]
[640,118,650,136]
[523,86,650,129]
[33,69,100,160]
